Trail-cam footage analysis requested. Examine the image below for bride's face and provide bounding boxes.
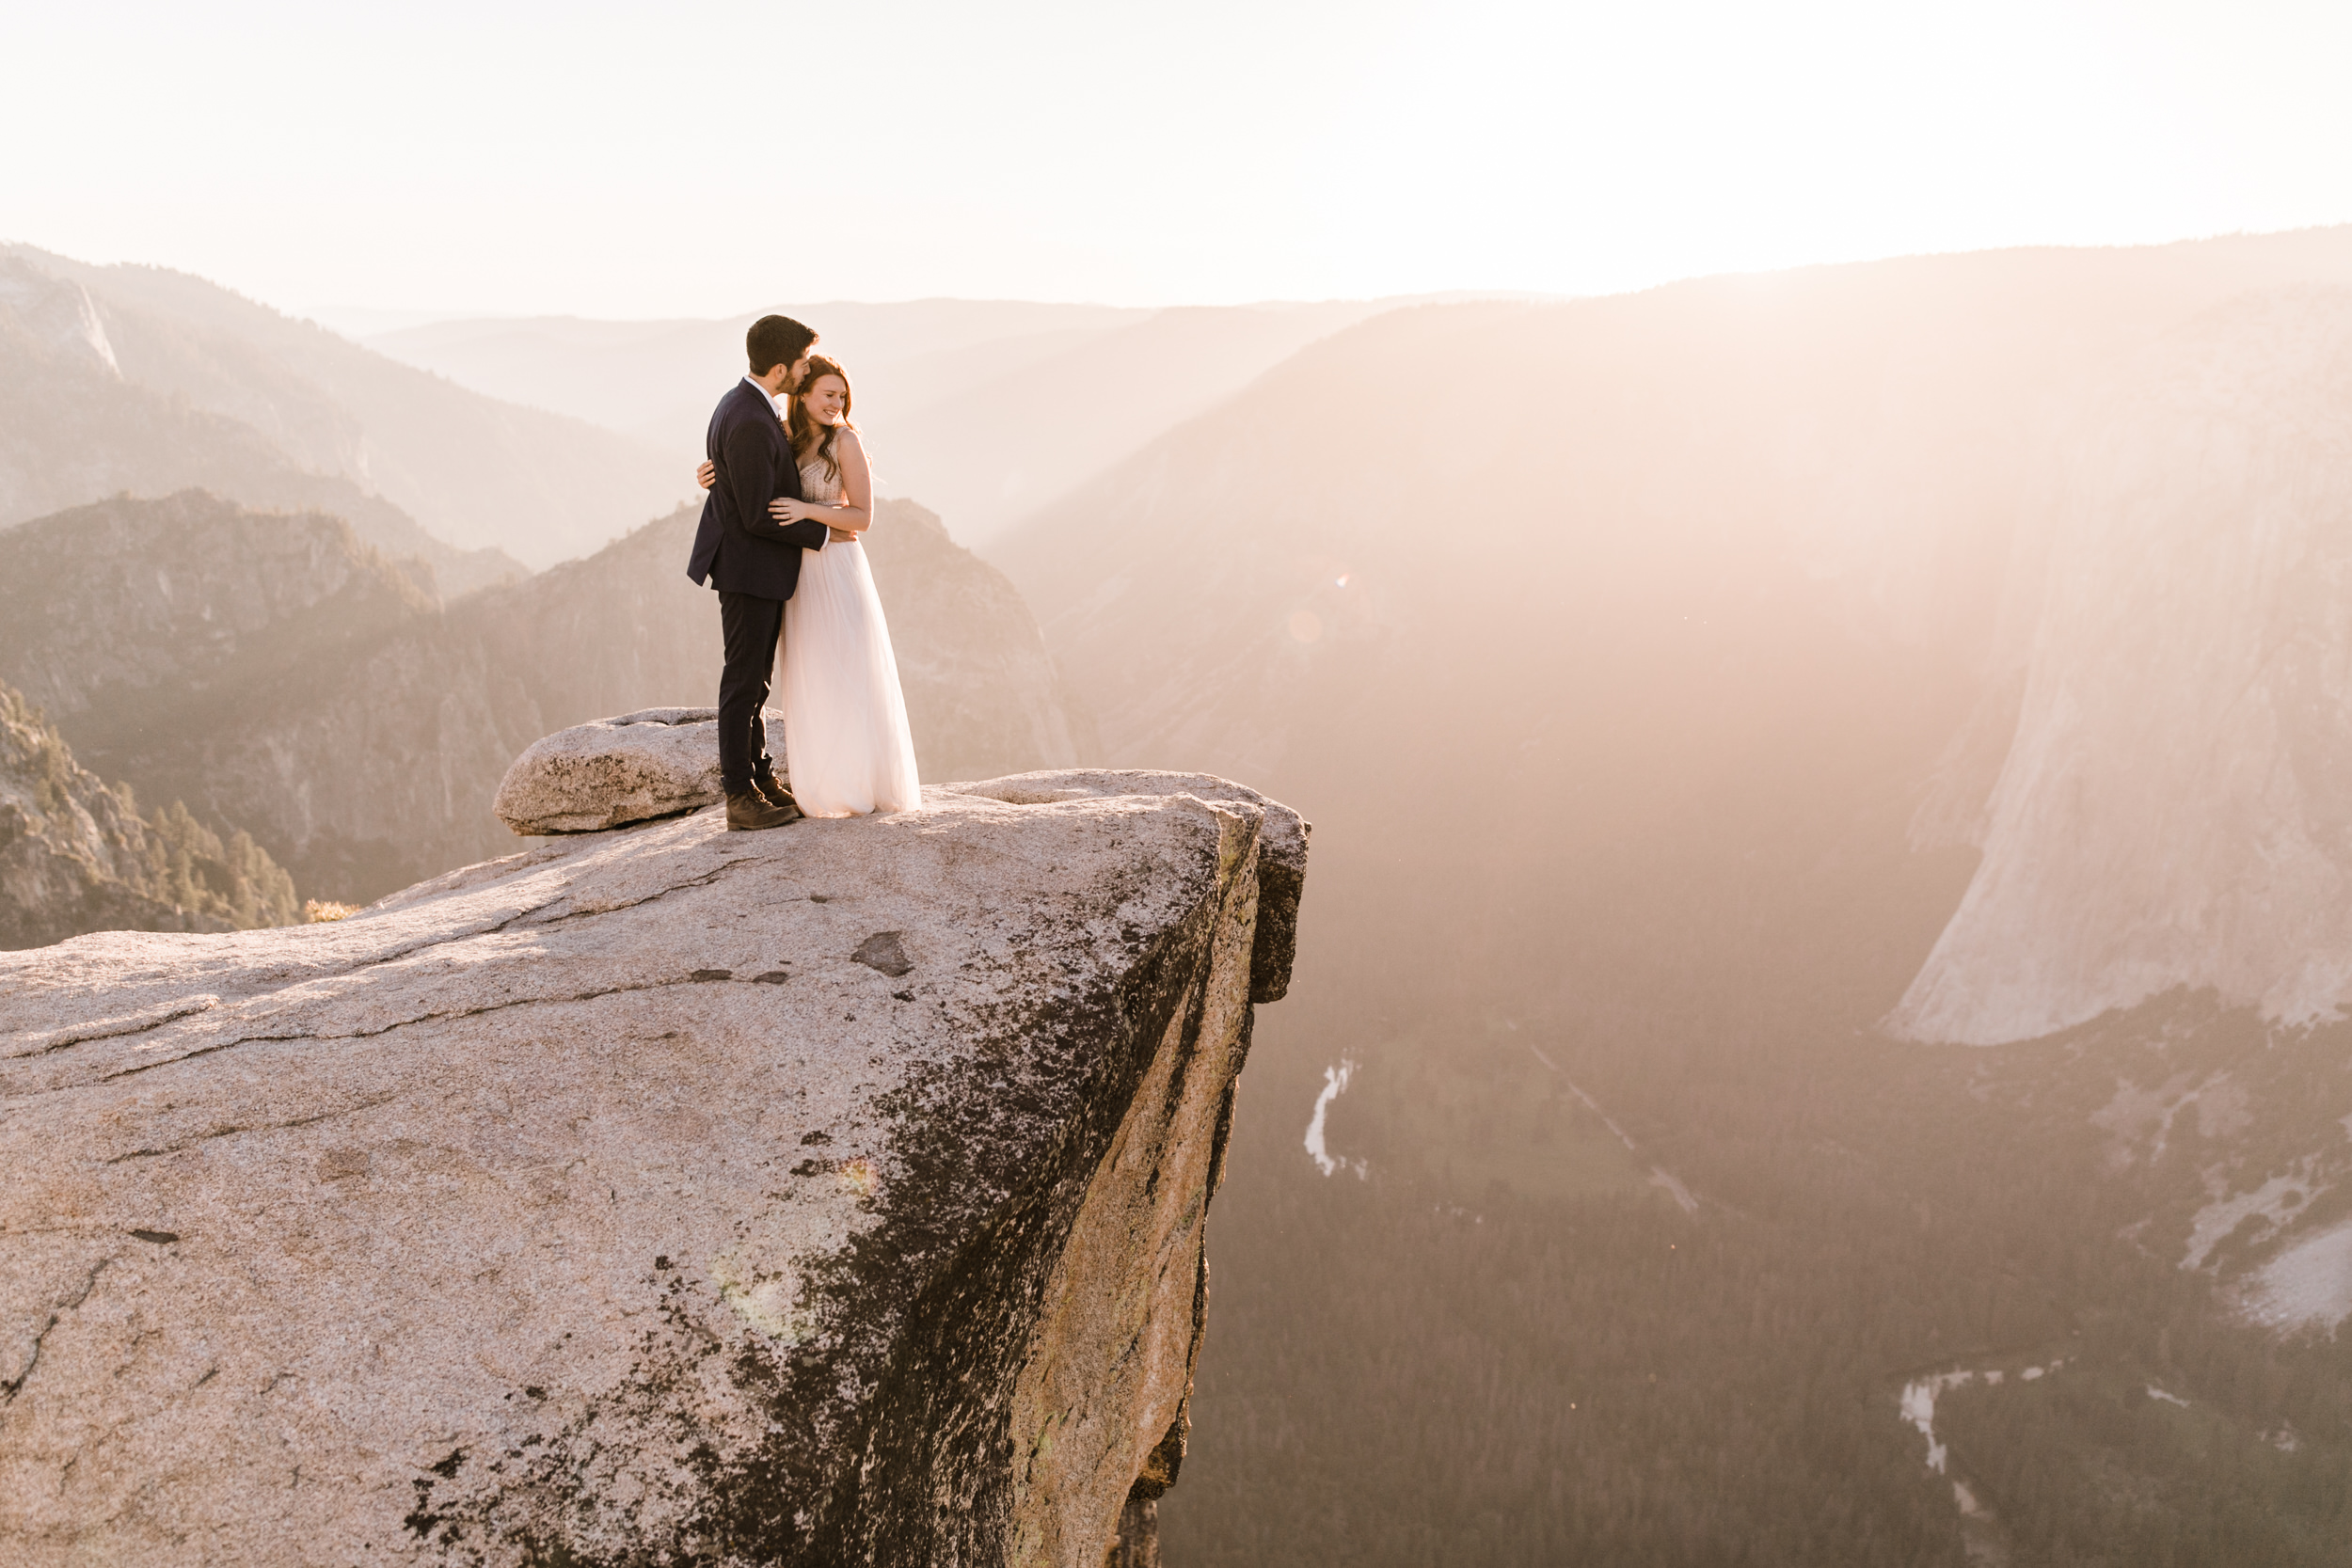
[802,375,849,426]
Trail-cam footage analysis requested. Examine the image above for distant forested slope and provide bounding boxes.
[2,678,298,948]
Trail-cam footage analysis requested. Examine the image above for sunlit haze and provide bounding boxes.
[18,5,2352,1563]
[8,0,2351,320]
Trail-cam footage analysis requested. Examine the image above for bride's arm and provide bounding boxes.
[770,429,872,538]
[699,457,845,545]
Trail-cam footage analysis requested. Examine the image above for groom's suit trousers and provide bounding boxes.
[717,590,787,791]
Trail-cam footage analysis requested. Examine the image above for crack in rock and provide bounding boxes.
[8,863,747,1072]
[8,1000,222,1062]
[2,1258,109,1405]
[96,974,736,1084]
[105,1093,404,1163]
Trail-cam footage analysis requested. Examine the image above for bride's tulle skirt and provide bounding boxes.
[781,541,922,816]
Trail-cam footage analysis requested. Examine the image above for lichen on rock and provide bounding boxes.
[0,767,1305,1567]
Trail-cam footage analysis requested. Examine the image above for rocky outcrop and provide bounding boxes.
[0,678,298,949]
[939,770,1307,1005]
[1,679,188,945]
[0,494,1086,903]
[494,708,745,833]
[0,768,1303,1566]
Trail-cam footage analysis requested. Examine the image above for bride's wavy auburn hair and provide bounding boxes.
[788,356,856,478]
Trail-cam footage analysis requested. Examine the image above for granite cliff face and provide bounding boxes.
[0,767,1305,1567]
[0,494,1084,903]
[0,258,119,378]
[1893,287,2352,1043]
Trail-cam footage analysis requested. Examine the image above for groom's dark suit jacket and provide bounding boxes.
[687,379,831,599]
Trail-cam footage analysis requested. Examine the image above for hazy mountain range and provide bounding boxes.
[962,227,2352,1561]
[0,255,524,597]
[0,491,1081,903]
[2,245,691,569]
[368,295,1470,545]
[994,225,2352,1053]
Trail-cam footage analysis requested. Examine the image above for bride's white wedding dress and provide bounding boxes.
[780,456,922,816]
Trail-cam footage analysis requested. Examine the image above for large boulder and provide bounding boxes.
[0,769,1305,1567]
[492,706,771,835]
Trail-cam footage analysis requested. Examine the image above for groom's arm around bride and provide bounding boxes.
[689,329,832,584]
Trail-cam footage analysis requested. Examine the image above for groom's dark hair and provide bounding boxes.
[747,314,818,376]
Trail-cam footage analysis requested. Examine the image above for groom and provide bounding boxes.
[686,313,834,831]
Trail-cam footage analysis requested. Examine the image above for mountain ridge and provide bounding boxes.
[0,491,1085,902]
[369,295,1428,545]
[0,253,525,596]
[5,245,690,566]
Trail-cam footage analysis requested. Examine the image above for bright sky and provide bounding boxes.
[7,0,2350,320]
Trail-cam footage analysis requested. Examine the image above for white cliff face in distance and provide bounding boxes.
[1895,287,2352,1044]
[0,258,119,378]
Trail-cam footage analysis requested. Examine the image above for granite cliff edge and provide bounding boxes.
[0,768,1305,1567]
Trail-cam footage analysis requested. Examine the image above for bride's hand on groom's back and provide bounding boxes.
[694,461,715,491]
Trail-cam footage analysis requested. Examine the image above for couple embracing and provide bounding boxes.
[686,314,922,831]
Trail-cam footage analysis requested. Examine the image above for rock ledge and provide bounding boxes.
[0,769,1306,1567]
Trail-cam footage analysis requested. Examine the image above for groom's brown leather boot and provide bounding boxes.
[752,773,803,818]
[725,790,798,832]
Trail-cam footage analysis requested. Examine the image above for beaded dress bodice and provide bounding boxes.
[798,456,842,505]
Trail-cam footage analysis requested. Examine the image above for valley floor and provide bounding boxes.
[1161,989,2352,1568]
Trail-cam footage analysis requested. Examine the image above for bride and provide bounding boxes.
[697,356,921,816]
